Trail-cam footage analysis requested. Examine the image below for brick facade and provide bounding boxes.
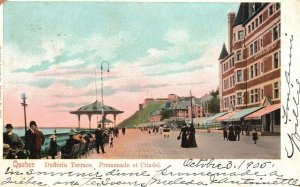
[219,3,280,113]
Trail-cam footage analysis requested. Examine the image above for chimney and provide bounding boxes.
[228,11,235,54]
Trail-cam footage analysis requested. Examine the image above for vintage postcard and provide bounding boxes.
[0,0,299,186]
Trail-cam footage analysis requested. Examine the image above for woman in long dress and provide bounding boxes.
[178,124,189,148]
[188,123,197,148]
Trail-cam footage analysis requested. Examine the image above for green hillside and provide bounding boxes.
[119,101,164,128]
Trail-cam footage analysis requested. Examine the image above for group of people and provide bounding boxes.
[223,124,258,144]
[60,130,94,157]
[177,123,197,148]
[3,121,45,159]
[223,125,241,141]
[3,121,127,159]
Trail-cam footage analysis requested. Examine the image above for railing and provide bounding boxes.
[20,129,95,158]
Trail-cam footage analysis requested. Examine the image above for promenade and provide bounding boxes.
[88,129,280,159]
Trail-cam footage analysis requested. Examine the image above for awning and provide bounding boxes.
[224,107,262,122]
[204,112,227,123]
[214,110,239,122]
[244,103,280,120]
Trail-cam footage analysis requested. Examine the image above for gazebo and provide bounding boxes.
[70,100,123,129]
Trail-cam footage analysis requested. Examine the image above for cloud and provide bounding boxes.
[164,29,191,45]
[60,77,95,88]
[177,82,206,86]
[29,78,56,88]
[82,83,170,97]
[46,102,90,108]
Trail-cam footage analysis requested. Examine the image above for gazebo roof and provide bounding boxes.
[70,100,123,115]
[98,118,113,124]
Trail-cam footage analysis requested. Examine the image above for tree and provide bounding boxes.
[208,89,220,113]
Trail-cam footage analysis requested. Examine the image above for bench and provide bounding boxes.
[61,144,81,159]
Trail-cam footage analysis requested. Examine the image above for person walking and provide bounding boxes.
[188,123,197,148]
[48,135,58,159]
[177,123,189,148]
[252,128,258,144]
[234,125,241,141]
[122,126,126,135]
[223,127,228,141]
[95,125,106,154]
[3,124,24,150]
[24,121,45,159]
[228,124,236,141]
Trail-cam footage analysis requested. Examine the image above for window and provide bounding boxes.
[237,92,243,105]
[233,33,236,42]
[250,44,254,55]
[229,59,233,68]
[237,70,242,82]
[254,63,258,77]
[261,62,264,73]
[279,23,281,38]
[273,26,279,41]
[260,38,263,47]
[251,89,259,103]
[255,18,258,27]
[276,3,280,10]
[230,75,235,87]
[237,50,242,61]
[255,89,259,103]
[269,5,274,16]
[254,41,258,53]
[238,31,244,40]
[252,22,255,30]
[261,89,264,99]
[248,25,251,33]
[274,82,279,99]
[259,15,263,24]
[274,52,279,68]
[230,95,236,107]
[251,3,256,14]
[250,66,254,78]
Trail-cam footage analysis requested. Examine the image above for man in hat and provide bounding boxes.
[61,132,81,155]
[95,125,106,154]
[24,121,45,159]
[3,124,24,150]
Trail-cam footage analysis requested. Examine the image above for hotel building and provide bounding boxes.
[217,3,280,133]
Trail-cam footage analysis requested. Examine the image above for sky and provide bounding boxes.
[3,2,239,128]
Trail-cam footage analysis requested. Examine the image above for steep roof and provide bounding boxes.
[233,3,264,27]
[218,43,228,60]
[70,100,123,115]
[233,3,250,27]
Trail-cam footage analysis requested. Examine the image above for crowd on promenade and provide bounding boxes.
[3,121,127,159]
[139,122,198,148]
[222,124,258,144]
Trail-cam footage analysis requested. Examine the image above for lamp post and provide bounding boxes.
[101,61,110,128]
[21,93,28,135]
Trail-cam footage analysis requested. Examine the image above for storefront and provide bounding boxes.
[244,103,280,134]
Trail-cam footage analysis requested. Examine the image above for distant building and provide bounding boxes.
[218,3,280,133]
[149,110,162,123]
[144,98,155,106]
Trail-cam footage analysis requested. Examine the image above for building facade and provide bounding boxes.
[218,3,280,132]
